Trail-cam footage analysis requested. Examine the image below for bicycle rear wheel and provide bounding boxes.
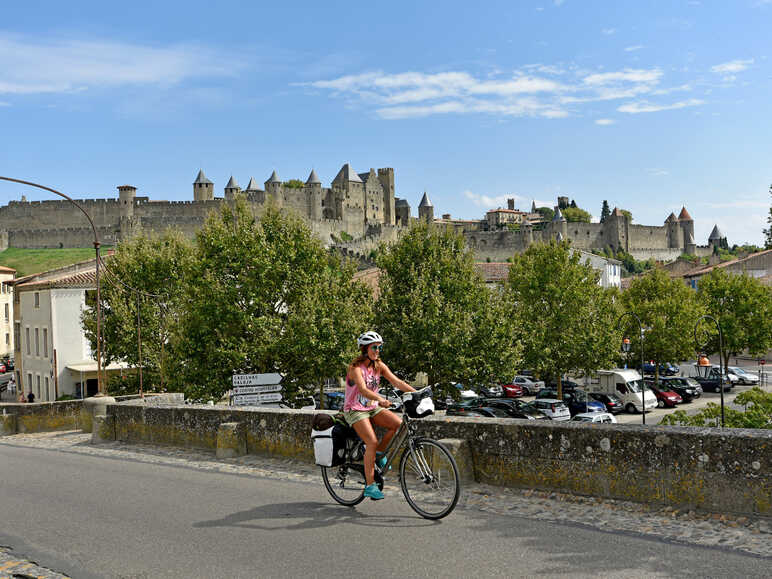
[321,462,366,506]
[399,438,460,519]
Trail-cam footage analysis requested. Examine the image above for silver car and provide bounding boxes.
[512,375,545,395]
[728,367,759,385]
[532,398,571,421]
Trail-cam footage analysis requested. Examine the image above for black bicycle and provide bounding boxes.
[320,387,461,520]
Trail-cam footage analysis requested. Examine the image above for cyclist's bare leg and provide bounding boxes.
[352,418,378,485]
[371,409,402,454]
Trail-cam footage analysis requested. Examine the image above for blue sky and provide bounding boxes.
[1,0,770,245]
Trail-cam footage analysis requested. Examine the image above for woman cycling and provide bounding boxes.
[344,331,415,500]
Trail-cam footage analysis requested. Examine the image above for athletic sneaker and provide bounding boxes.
[364,483,385,500]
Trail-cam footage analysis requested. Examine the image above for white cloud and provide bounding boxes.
[646,168,670,176]
[464,190,550,209]
[617,98,704,113]
[0,101,10,107]
[602,28,617,35]
[0,33,242,95]
[595,118,615,125]
[624,45,644,52]
[710,59,754,74]
[583,68,662,85]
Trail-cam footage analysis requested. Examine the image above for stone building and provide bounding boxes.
[0,163,410,251]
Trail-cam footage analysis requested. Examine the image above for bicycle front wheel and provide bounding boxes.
[399,438,460,519]
[321,462,366,506]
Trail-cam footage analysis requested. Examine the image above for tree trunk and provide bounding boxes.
[556,374,563,402]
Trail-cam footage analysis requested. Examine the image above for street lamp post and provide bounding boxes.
[0,176,105,395]
[694,315,725,427]
[617,311,647,425]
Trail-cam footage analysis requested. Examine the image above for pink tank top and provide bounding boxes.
[344,363,381,411]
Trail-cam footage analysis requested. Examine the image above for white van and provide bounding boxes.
[596,369,657,414]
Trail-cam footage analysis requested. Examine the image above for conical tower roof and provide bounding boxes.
[531,200,537,213]
[553,207,566,221]
[678,206,692,221]
[266,170,281,184]
[245,177,260,191]
[306,169,321,185]
[225,176,239,189]
[333,163,362,183]
[665,212,677,223]
[708,225,725,240]
[687,232,695,244]
[419,192,433,207]
[193,169,213,185]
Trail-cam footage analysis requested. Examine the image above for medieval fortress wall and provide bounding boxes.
[0,163,717,263]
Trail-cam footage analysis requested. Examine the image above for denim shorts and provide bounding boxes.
[343,406,384,426]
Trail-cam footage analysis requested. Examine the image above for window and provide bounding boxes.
[45,376,50,401]
[27,373,32,390]
[34,292,40,308]
[43,328,48,357]
[5,333,8,345]
[25,327,30,355]
[36,374,41,398]
[14,323,20,349]
[35,328,39,356]
[3,303,7,320]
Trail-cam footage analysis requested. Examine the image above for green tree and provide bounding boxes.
[621,269,704,382]
[503,240,620,399]
[535,206,554,222]
[376,224,520,399]
[284,179,305,189]
[621,209,633,222]
[600,200,611,223]
[697,268,772,374]
[764,184,772,249]
[562,207,592,223]
[660,387,772,429]
[83,231,194,392]
[172,199,371,402]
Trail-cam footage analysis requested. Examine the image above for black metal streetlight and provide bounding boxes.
[617,311,647,425]
[0,176,106,395]
[694,314,726,427]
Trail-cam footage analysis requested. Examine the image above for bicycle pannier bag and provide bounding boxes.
[311,423,348,467]
[403,388,435,419]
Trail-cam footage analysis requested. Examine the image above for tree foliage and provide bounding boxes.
[764,184,772,250]
[620,209,633,222]
[600,200,611,223]
[621,269,704,379]
[376,224,520,399]
[561,207,592,223]
[660,387,772,429]
[83,231,194,392]
[535,206,555,222]
[169,199,371,402]
[284,179,305,189]
[503,240,620,398]
[697,268,772,371]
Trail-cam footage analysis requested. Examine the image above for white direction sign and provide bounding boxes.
[232,384,282,395]
[232,373,283,387]
[232,392,283,406]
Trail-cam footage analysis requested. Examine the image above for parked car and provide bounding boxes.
[571,412,617,424]
[0,363,5,374]
[501,383,524,398]
[640,361,679,376]
[658,377,702,402]
[530,399,571,421]
[313,391,345,410]
[446,399,486,416]
[727,367,759,385]
[4,357,13,371]
[536,388,606,416]
[479,398,550,420]
[644,381,683,408]
[507,376,545,395]
[467,406,513,419]
[478,383,503,398]
[685,364,733,393]
[588,392,625,414]
[545,380,581,391]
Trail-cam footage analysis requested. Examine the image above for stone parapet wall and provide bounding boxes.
[629,248,684,262]
[103,402,770,516]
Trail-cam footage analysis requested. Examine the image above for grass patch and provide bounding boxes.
[0,247,101,277]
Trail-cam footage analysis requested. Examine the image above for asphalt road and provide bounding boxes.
[0,444,768,578]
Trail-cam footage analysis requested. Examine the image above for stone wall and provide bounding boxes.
[101,402,770,516]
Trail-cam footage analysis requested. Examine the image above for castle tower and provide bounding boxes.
[245,177,260,193]
[507,198,515,211]
[395,198,410,226]
[193,170,214,201]
[418,192,434,223]
[708,224,726,252]
[265,170,282,208]
[552,206,568,240]
[224,176,241,201]
[606,207,628,252]
[531,200,537,213]
[306,169,322,221]
[686,231,697,255]
[678,207,694,252]
[523,220,534,245]
[378,168,395,225]
[665,212,679,248]
[117,185,136,218]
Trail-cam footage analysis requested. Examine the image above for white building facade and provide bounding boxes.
[0,265,15,358]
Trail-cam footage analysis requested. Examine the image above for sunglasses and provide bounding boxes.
[369,344,383,352]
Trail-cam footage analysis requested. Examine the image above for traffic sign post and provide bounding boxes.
[230,373,284,407]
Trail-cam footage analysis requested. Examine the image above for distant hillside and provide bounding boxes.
[0,248,100,277]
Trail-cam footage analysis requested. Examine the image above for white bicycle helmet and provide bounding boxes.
[357,331,384,348]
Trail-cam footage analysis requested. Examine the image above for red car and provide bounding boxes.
[502,383,524,398]
[648,384,682,408]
